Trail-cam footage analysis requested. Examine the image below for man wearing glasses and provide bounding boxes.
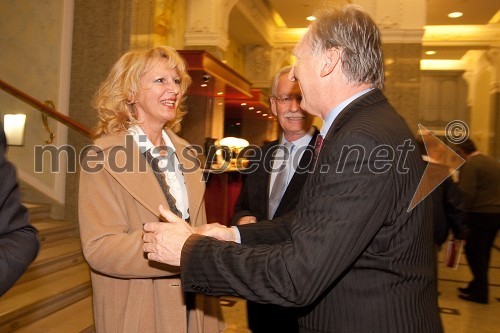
[231,66,318,333]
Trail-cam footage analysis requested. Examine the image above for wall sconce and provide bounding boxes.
[3,114,27,146]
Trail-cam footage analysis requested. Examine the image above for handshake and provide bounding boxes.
[195,222,238,242]
[143,205,240,266]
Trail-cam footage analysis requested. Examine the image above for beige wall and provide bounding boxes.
[0,0,71,215]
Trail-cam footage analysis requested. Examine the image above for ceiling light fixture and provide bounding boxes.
[448,12,463,18]
[306,16,316,21]
[425,51,437,55]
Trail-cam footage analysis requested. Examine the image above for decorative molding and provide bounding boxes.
[485,47,500,66]
[244,45,272,87]
[271,47,294,74]
[420,59,467,71]
[187,19,211,34]
[184,32,230,50]
[261,2,427,48]
[381,29,424,43]
[423,25,500,47]
[273,27,307,46]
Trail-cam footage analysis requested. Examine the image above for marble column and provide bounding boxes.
[65,0,133,223]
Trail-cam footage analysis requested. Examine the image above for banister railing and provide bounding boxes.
[0,78,91,138]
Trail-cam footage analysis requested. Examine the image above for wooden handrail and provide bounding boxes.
[0,79,91,138]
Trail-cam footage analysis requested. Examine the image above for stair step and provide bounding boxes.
[31,219,78,243]
[17,238,85,284]
[13,296,94,333]
[25,203,51,221]
[0,263,91,332]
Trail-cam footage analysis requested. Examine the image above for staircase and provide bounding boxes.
[0,203,95,332]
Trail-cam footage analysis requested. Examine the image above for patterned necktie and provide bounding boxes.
[313,134,324,161]
[143,149,183,218]
[268,142,294,219]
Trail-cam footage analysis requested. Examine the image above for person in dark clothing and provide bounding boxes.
[232,66,317,333]
[0,121,40,296]
[143,6,443,332]
[455,138,500,304]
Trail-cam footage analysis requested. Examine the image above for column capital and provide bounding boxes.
[184,0,237,55]
[485,47,500,66]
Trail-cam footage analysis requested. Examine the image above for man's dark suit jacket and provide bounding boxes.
[231,129,319,224]
[181,89,443,332]
[0,123,39,296]
[231,130,319,332]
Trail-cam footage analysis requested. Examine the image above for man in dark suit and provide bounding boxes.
[455,139,500,304]
[143,5,443,332]
[0,121,40,296]
[232,66,318,332]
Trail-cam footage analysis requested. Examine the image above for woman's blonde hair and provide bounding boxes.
[92,46,192,138]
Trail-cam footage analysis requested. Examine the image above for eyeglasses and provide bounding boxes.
[273,95,302,105]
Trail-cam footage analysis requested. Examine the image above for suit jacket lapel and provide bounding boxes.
[95,133,167,217]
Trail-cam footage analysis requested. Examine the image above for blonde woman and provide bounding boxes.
[78,46,221,333]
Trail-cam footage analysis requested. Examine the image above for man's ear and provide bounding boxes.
[270,98,278,116]
[320,48,340,77]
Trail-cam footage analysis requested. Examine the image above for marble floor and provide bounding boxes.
[220,237,500,333]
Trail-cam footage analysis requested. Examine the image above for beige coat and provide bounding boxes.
[78,130,221,333]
